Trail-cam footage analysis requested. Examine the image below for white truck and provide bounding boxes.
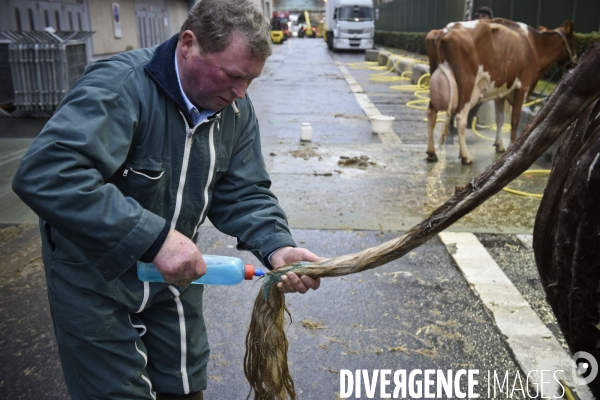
[325,0,375,51]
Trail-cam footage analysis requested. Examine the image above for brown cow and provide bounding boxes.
[426,18,577,164]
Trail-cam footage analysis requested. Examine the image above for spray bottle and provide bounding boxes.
[137,255,265,285]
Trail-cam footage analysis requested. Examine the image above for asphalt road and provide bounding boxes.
[0,38,591,399]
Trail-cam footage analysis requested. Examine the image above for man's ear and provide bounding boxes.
[180,30,196,59]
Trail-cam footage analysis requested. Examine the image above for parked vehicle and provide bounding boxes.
[290,14,301,37]
[297,10,317,38]
[325,0,375,50]
[270,18,286,44]
[272,11,291,40]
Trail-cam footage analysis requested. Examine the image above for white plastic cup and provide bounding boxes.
[300,122,313,142]
[369,115,395,134]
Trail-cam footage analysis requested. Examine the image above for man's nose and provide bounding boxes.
[231,80,249,99]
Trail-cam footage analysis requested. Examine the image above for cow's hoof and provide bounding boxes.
[426,152,438,162]
[494,144,506,153]
[461,157,473,165]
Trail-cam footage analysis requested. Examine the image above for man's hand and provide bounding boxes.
[270,246,323,294]
[152,229,206,285]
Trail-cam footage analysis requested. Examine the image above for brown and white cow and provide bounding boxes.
[425,18,577,164]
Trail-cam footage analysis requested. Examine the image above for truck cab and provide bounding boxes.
[326,0,375,50]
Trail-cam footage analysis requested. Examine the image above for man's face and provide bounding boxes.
[177,30,266,111]
[476,13,491,20]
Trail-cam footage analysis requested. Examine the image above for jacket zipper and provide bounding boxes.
[193,114,219,242]
[171,112,199,229]
[171,111,219,230]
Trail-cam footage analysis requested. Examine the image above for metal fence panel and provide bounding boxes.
[0,42,14,105]
[0,30,93,117]
[66,43,87,90]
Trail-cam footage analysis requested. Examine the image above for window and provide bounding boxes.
[44,10,50,28]
[15,8,22,32]
[77,13,82,30]
[338,6,374,21]
[68,12,73,30]
[28,8,35,30]
[55,11,61,31]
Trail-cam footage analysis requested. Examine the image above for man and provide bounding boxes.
[12,0,321,399]
[475,6,494,20]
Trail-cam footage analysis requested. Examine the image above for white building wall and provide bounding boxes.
[88,0,138,56]
[257,0,272,18]
[168,0,190,37]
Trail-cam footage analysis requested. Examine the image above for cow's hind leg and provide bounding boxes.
[509,89,527,146]
[494,99,506,152]
[426,104,438,162]
[455,107,473,165]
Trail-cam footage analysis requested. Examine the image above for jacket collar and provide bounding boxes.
[144,34,192,123]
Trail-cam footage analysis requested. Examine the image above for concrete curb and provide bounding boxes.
[411,63,430,85]
[439,232,594,400]
[365,48,379,62]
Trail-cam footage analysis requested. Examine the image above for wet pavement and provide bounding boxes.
[0,38,584,399]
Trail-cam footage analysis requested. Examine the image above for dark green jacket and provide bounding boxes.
[13,35,295,282]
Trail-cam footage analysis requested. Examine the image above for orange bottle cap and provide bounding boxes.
[244,264,255,280]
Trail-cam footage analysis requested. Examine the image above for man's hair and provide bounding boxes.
[180,0,272,59]
[476,6,494,19]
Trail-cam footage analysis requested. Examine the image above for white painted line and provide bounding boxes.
[0,148,27,167]
[439,232,594,400]
[0,183,13,198]
[336,62,401,147]
[516,234,533,251]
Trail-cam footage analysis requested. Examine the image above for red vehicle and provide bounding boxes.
[272,11,291,39]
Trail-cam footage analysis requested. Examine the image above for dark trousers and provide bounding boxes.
[41,222,209,399]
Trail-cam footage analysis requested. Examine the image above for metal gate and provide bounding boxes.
[0,31,94,117]
[0,41,14,106]
[135,2,169,48]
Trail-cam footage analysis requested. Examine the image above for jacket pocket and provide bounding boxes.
[48,258,116,336]
[215,157,230,181]
[114,155,169,212]
[216,157,230,172]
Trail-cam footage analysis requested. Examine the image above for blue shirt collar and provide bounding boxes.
[174,51,217,126]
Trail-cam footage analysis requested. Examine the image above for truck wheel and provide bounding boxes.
[327,34,333,50]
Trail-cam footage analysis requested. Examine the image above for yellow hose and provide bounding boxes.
[502,170,550,198]
[560,381,576,400]
[349,54,547,199]
[370,61,412,82]
[470,117,510,142]
[390,73,430,92]
[414,89,430,99]
[406,99,430,110]
[523,98,543,107]
[347,61,380,70]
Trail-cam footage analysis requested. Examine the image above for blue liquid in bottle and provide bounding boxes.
[137,255,265,286]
